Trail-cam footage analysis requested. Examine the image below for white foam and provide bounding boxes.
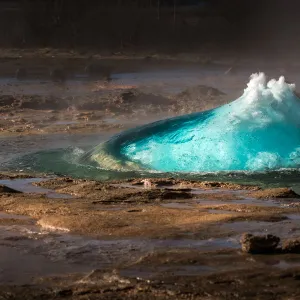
[229,73,300,127]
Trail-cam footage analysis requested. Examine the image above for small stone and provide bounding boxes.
[282,239,300,253]
[142,179,152,188]
[240,233,280,254]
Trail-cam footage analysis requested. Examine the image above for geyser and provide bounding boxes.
[87,73,300,172]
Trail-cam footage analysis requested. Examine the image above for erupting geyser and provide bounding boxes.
[86,73,300,172]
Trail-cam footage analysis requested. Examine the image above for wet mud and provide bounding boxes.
[0,176,299,283]
[0,172,298,299]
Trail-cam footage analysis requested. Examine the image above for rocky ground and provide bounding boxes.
[0,173,299,299]
[0,56,229,137]
[0,54,299,299]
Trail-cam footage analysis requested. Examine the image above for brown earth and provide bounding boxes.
[0,174,299,299]
[0,56,228,137]
[0,177,298,239]
[0,254,300,300]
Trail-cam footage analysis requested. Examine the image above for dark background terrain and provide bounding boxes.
[0,0,299,59]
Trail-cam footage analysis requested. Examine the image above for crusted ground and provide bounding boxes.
[0,176,298,238]
[0,174,299,299]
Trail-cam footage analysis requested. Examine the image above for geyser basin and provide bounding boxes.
[87,73,300,172]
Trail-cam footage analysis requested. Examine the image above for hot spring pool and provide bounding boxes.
[3,73,300,188]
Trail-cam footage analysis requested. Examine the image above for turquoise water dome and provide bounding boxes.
[88,73,300,172]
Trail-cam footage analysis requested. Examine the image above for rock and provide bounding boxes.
[176,85,225,100]
[251,188,300,199]
[0,95,16,107]
[120,89,169,105]
[142,179,152,188]
[79,269,131,286]
[15,68,27,80]
[282,239,300,253]
[172,85,226,113]
[240,233,280,254]
[127,209,143,213]
[0,185,21,194]
[50,68,66,82]
[160,190,193,200]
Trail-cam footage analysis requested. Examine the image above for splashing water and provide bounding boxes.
[86,73,300,172]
